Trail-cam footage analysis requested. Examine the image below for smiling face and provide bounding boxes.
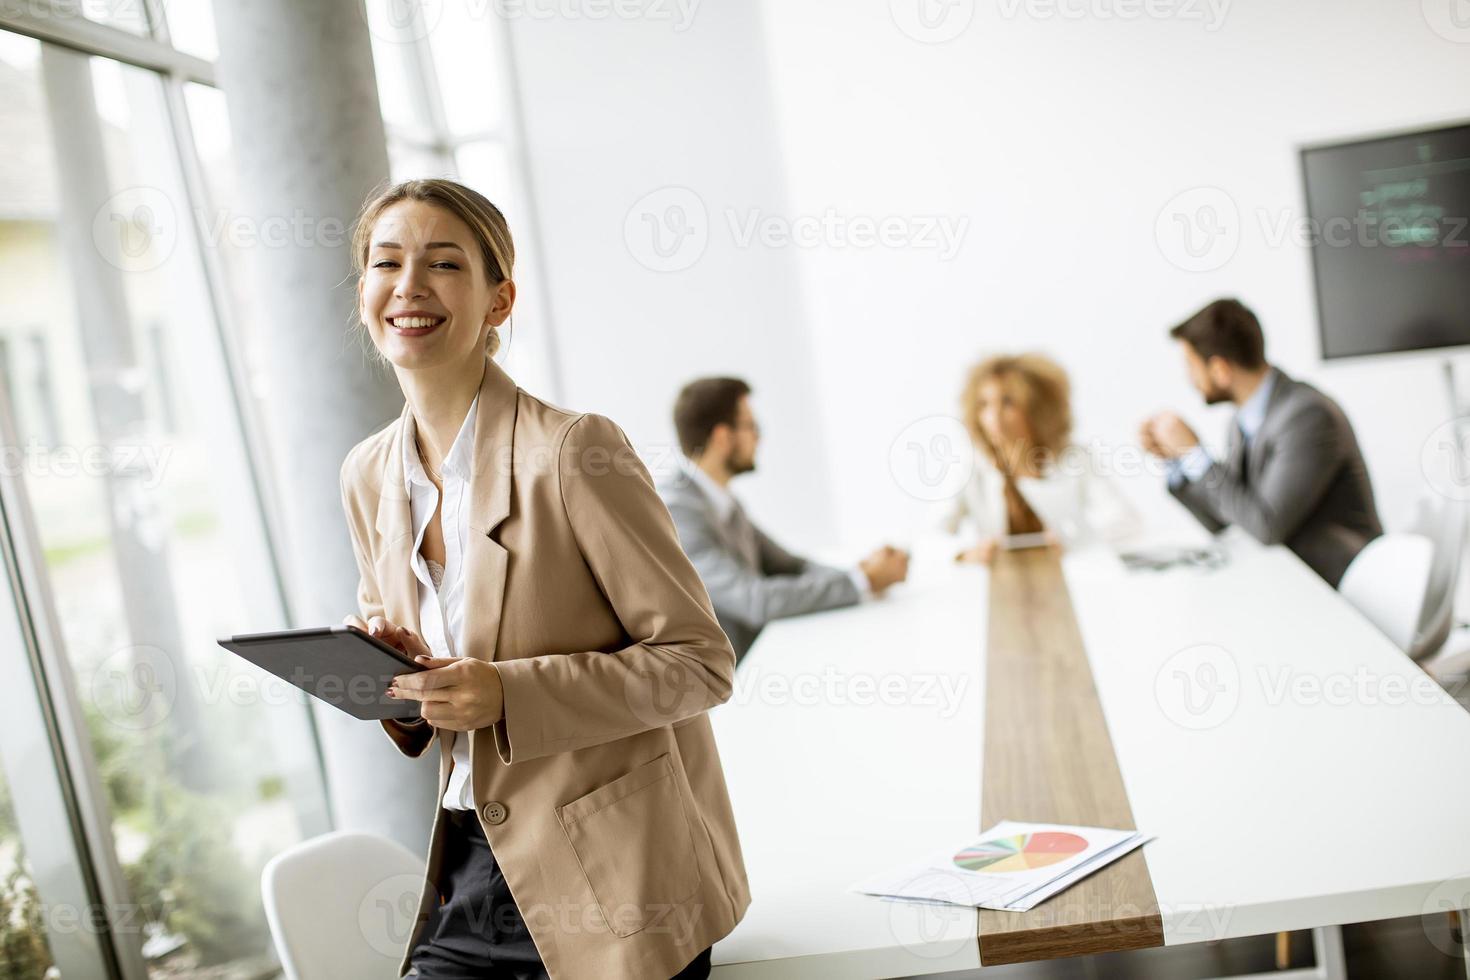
[358,199,515,372]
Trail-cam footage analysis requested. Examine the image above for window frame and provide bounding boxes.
[0,6,332,979]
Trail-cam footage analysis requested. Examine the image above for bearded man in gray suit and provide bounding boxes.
[1141,298,1383,588]
[658,378,909,663]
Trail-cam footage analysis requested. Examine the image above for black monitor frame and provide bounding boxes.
[1299,118,1470,364]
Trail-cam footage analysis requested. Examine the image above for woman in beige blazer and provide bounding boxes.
[338,178,749,979]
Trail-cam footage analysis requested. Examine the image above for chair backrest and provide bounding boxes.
[1339,533,1434,654]
[1409,496,1468,661]
[261,831,425,980]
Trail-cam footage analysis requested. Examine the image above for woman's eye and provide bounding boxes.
[372,260,397,268]
[432,262,460,270]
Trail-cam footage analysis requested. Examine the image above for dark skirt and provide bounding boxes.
[407,807,712,980]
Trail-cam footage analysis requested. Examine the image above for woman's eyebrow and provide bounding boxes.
[371,240,467,252]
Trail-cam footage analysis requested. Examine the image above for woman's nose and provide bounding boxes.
[394,264,430,299]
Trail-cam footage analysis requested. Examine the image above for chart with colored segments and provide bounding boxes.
[954,831,1089,873]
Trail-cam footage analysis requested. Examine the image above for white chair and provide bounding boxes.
[1339,495,1467,662]
[262,831,425,980]
[1339,532,1434,654]
[1410,494,1467,662]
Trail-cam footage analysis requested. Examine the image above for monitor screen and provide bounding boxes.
[1301,122,1470,360]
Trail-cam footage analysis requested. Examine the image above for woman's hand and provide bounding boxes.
[343,614,432,659]
[389,656,504,732]
[955,538,999,565]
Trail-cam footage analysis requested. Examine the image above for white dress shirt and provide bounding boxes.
[403,395,478,811]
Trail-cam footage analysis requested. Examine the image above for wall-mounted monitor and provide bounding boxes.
[1301,122,1470,360]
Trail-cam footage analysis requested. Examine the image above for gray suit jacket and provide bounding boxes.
[658,470,861,662]
[1169,368,1383,587]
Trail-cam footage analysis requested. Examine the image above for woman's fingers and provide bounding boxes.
[398,628,433,659]
[361,616,416,654]
[347,615,411,653]
[345,616,439,662]
[392,665,458,697]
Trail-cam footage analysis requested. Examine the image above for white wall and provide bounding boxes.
[506,1,838,541]
[512,0,1470,560]
[755,0,1470,550]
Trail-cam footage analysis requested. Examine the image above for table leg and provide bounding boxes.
[1311,925,1345,980]
[1460,909,1470,980]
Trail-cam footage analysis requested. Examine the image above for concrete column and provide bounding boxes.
[211,0,437,853]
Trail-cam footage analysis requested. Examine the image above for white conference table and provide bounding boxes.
[708,528,1470,977]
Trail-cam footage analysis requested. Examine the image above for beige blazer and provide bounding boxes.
[339,359,750,979]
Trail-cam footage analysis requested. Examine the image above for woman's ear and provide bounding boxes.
[485,279,517,327]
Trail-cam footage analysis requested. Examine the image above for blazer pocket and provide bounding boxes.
[556,753,702,938]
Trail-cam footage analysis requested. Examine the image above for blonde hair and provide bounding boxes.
[959,353,1072,473]
[350,178,515,358]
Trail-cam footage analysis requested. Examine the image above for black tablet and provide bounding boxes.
[217,625,427,720]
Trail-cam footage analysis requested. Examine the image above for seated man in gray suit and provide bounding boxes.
[1140,298,1383,587]
[659,377,909,662]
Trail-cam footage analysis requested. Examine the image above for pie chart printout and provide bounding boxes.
[953,831,1089,873]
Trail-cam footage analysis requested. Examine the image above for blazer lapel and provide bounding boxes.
[372,399,422,636]
[1248,370,1289,488]
[460,359,520,664]
[1225,420,1247,485]
[687,474,757,571]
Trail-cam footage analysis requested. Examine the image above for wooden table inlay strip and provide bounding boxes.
[978,549,1164,965]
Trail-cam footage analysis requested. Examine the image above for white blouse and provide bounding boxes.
[941,444,1141,548]
[403,396,478,811]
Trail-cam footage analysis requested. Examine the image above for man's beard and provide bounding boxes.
[1202,385,1231,406]
[729,453,756,476]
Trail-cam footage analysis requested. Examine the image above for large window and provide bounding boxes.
[364,0,561,399]
[0,1,556,976]
[0,765,55,980]
[0,10,328,979]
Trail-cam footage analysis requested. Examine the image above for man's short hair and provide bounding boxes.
[673,377,752,458]
[1169,298,1266,369]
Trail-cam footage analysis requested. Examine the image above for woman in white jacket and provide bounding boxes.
[944,353,1139,564]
